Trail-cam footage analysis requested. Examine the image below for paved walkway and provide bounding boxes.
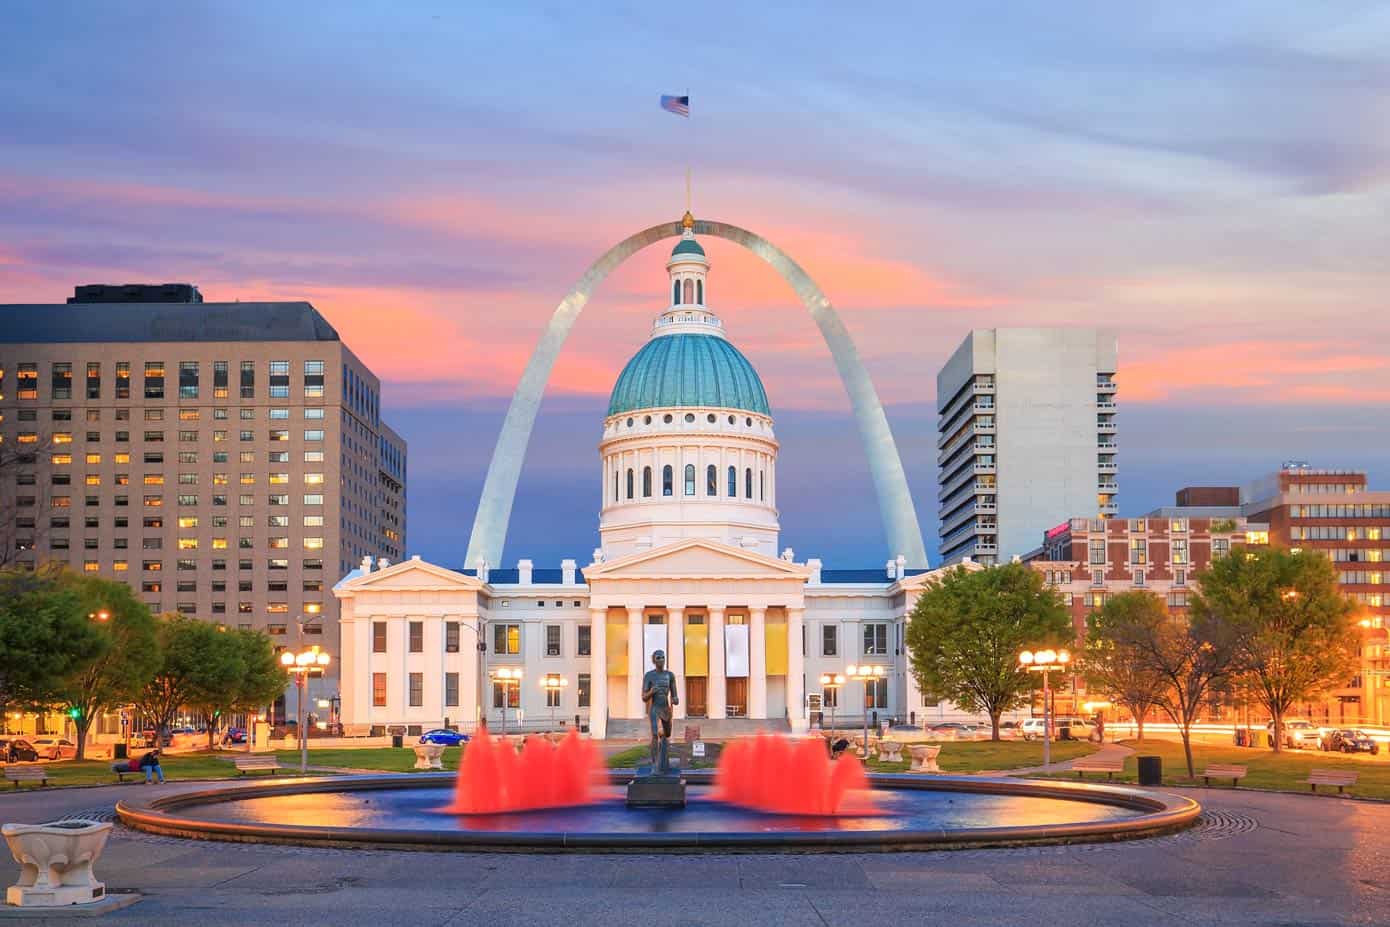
[4,776,1389,925]
[986,740,1135,777]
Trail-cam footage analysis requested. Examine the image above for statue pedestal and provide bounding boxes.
[626,765,687,808]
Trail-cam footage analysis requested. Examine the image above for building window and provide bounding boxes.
[705,464,716,496]
[546,686,561,708]
[1134,570,1145,586]
[144,362,165,399]
[697,279,703,304]
[372,621,387,653]
[373,673,387,707]
[304,360,325,398]
[408,672,423,707]
[683,279,694,303]
[665,464,675,497]
[239,361,255,398]
[178,361,199,399]
[1089,539,1106,564]
[760,471,765,501]
[115,362,130,399]
[1130,539,1146,565]
[863,623,888,656]
[613,470,619,502]
[822,685,838,708]
[745,467,753,499]
[1171,539,1187,566]
[445,672,459,708]
[86,362,101,400]
[546,624,561,656]
[51,362,72,400]
[642,466,652,498]
[727,465,737,497]
[269,360,290,398]
[1088,591,1106,608]
[445,621,460,653]
[493,682,521,709]
[493,623,520,655]
[672,279,680,304]
[865,678,888,709]
[822,624,838,656]
[408,621,423,653]
[678,464,691,496]
[1175,570,1186,586]
[578,673,591,708]
[212,361,228,398]
[626,468,634,500]
[1168,591,1188,608]
[578,625,591,656]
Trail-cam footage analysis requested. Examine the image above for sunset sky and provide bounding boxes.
[3,4,1388,568]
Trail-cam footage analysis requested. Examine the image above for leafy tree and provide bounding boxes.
[1196,547,1359,753]
[906,563,1073,740]
[0,566,107,713]
[135,615,233,746]
[54,575,159,759]
[187,628,284,750]
[1093,590,1241,776]
[1083,591,1172,740]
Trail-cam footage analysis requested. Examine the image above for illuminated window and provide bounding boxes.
[268,473,288,485]
[144,362,165,399]
[17,363,37,400]
[52,432,72,444]
[303,537,324,549]
[303,472,324,485]
[51,363,72,399]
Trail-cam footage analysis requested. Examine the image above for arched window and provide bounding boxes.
[672,279,680,305]
[727,465,737,497]
[745,467,753,499]
[683,279,694,303]
[697,279,703,304]
[663,465,673,496]
[760,471,765,501]
[684,464,696,496]
[614,470,619,502]
[626,468,634,500]
[642,466,652,498]
[706,464,717,495]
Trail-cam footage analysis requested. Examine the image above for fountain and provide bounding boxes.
[445,726,603,815]
[711,733,878,816]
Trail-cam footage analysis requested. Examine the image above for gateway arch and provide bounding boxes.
[464,218,930,570]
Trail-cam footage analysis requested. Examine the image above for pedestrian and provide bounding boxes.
[1093,713,1105,744]
[138,747,165,784]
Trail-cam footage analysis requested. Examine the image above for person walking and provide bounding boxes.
[138,748,165,784]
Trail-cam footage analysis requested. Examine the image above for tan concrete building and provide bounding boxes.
[0,284,407,723]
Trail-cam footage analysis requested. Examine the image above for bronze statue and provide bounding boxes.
[641,649,679,772]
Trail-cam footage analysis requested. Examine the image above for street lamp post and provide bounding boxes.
[819,673,845,736]
[488,667,522,735]
[1018,648,1070,767]
[846,664,887,757]
[541,673,569,729]
[280,645,331,774]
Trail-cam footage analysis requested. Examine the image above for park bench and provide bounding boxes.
[233,754,280,776]
[908,744,941,773]
[1306,768,1357,794]
[1201,763,1248,786]
[1071,756,1125,780]
[878,741,904,763]
[3,764,49,788]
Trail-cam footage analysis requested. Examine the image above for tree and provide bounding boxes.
[1093,590,1241,776]
[54,575,159,759]
[905,563,1073,740]
[1196,547,1359,753]
[187,628,284,750]
[0,566,107,714]
[135,615,234,747]
[1083,592,1172,741]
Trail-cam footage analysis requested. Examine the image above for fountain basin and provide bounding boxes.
[116,771,1199,853]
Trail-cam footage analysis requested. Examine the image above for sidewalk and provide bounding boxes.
[983,740,1134,777]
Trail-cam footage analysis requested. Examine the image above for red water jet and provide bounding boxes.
[446,726,604,815]
[711,733,878,816]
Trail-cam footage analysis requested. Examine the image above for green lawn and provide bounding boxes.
[607,742,720,769]
[1052,738,1390,800]
[272,746,462,773]
[9,752,254,788]
[867,739,1098,773]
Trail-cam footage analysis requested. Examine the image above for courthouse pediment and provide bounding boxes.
[586,538,811,581]
[335,558,485,596]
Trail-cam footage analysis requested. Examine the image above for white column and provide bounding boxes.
[749,606,767,719]
[668,606,685,720]
[708,606,726,720]
[626,605,643,718]
[589,607,607,739]
[786,606,806,732]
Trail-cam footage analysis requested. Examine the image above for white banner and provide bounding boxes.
[643,624,667,673]
[725,624,749,678]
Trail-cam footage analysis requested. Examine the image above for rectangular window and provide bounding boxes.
[822,685,838,708]
[492,682,521,709]
[144,361,165,399]
[577,625,591,656]
[16,363,38,400]
[178,430,197,442]
[86,362,101,399]
[493,623,521,655]
[577,673,591,708]
[178,361,198,399]
[409,620,423,653]
[1130,538,1147,565]
[865,677,888,709]
[408,672,423,707]
[1089,539,1106,564]
[546,687,561,708]
[213,361,229,399]
[240,361,255,399]
[445,621,460,653]
[51,362,72,399]
[304,360,325,398]
[372,621,387,653]
[115,361,130,399]
[304,407,324,420]
[269,360,290,398]
[269,408,289,420]
[546,624,561,656]
[373,673,387,707]
[1171,539,1188,566]
[863,623,888,656]
[445,672,460,708]
[304,429,324,442]
[822,624,838,656]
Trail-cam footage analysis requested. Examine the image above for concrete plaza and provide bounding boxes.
[1,780,1386,926]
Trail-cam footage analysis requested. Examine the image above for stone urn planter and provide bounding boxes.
[412,743,446,770]
[3,819,112,908]
[908,744,942,773]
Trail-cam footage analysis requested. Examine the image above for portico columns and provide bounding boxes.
[749,606,767,720]
[708,606,726,720]
[786,606,806,732]
[668,607,685,720]
[589,607,607,739]
[626,606,643,718]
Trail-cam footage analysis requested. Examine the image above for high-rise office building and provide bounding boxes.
[936,328,1118,565]
[0,284,406,720]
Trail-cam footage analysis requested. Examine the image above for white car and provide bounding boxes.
[1269,719,1320,749]
[1020,718,1096,741]
[30,738,77,760]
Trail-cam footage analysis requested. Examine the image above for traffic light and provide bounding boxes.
[67,707,81,720]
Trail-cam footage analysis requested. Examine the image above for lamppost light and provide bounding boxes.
[834,674,845,685]
[280,651,295,667]
[1019,650,1034,665]
[846,664,858,677]
[1057,649,1070,664]
[1036,649,1056,665]
[316,652,331,667]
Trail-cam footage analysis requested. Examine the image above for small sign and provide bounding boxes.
[691,741,706,758]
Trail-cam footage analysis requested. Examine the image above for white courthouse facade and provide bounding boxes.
[335,219,965,738]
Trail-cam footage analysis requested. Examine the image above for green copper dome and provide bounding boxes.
[608,334,770,416]
[671,238,706,258]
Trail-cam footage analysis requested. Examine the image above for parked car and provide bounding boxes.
[999,720,1021,737]
[1322,729,1379,755]
[929,722,977,735]
[1020,717,1096,741]
[29,737,77,760]
[0,739,40,763]
[419,729,470,747]
[1268,719,1320,749]
[221,728,247,745]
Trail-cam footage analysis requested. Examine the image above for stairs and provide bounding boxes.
[604,717,790,741]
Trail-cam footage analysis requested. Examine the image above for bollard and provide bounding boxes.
[1137,755,1162,786]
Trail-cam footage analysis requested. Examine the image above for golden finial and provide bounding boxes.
[681,210,695,230]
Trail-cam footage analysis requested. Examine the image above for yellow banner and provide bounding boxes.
[685,619,709,676]
[607,619,628,676]
[765,617,788,676]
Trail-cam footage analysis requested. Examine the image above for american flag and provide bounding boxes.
[660,94,689,117]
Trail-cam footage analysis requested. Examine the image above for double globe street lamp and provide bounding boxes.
[1018,647,1069,767]
[489,666,523,735]
[281,645,331,773]
[818,673,845,736]
[846,664,887,757]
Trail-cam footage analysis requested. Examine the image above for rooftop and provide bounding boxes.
[0,300,341,343]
